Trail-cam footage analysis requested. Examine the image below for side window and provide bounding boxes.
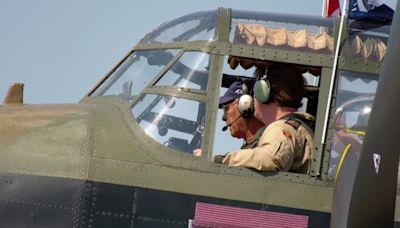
[212,56,257,155]
[155,52,210,90]
[328,71,378,180]
[92,49,179,99]
[212,56,320,156]
[230,17,334,54]
[132,94,205,154]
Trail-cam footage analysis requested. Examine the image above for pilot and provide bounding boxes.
[219,81,266,149]
[215,63,315,174]
[193,81,265,156]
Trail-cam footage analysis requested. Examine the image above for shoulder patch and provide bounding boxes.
[282,129,293,140]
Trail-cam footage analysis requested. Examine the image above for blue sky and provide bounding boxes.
[0,0,396,104]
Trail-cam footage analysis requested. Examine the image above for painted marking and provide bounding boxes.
[193,202,308,228]
[373,153,381,174]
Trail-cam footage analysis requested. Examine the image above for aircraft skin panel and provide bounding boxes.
[0,102,158,181]
[0,172,331,228]
[90,156,333,212]
[0,104,93,180]
[0,173,78,228]
[88,100,158,163]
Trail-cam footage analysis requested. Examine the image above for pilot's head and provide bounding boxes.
[253,63,306,122]
[219,81,250,139]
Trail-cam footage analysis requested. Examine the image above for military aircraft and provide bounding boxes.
[1,2,398,227]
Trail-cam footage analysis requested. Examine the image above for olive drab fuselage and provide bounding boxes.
[0,7,397,227]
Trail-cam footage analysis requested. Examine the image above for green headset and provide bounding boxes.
[253,72,272,104]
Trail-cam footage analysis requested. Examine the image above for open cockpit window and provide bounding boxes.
[91,49,179,100]
[132,94,206,154]
[212,56,258,154]
[155,51,210,90]
[328,70,378,180]
[230,10,334,54]
[213,55,320,156]
[141,10,217,44]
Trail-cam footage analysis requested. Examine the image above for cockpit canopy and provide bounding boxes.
[87,8,390,177]
[141,10,218,44]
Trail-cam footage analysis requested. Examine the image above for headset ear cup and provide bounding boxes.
[238,94,254,117]
[254,79,271,104]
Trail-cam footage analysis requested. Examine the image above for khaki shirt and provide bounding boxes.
[240,126,267,149]
[222,112,314,173]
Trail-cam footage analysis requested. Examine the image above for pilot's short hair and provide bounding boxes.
[255,63,305,109]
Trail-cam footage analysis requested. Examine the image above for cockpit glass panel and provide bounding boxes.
[328,70,378,180]
[91,49,179,100]
[345,25,390,63]
[155,51,210,90]
[230,10,334,54]
[141,10,217,44]
[132,94,205,154]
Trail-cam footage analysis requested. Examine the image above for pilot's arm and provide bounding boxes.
[221,121,295,171]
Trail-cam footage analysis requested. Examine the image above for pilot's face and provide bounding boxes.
[222,99,246,139]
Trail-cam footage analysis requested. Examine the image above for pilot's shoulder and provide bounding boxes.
[260,120,296,142]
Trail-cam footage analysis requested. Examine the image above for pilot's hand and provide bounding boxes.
[213,155,225,164]
[193,148,202,157]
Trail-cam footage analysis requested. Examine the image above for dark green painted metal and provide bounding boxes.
[202,54,225,160]
[133,40,381,75]
[321,133,334,181]
[339,58,381,75]
[216,8,231,42]
[310,67,334,177]
[320,78,339,182]
[198,7,233,161]
[231,45,333,67]
[134,41,381,77]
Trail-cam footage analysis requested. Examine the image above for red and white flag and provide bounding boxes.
[324,0,341,17]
